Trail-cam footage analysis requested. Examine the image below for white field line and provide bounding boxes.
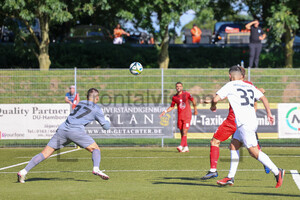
[0,148,81,171]
[15,155,300,159]
[290,170,300,191]
[0,169,271,174]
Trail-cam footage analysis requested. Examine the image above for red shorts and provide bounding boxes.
[177,118,191,130]
[213,118,237,142]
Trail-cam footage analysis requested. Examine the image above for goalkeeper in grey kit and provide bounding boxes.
[18,88,111,183]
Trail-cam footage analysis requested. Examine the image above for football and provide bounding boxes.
[129,62,143,75]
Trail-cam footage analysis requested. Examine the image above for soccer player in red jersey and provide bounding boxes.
[201,66,269,180]
[160,82,198,152]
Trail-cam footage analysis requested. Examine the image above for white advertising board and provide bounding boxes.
[278,103,300,138]
[0,104,69,139]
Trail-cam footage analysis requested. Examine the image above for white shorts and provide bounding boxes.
[113,37,123,44]
[233,124,258,148]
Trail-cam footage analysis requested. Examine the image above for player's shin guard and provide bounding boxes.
[24,153,45,173]
[210,146,219,170]
[228,150,239,178]
[92,149,101,171]
[258,151,279,175]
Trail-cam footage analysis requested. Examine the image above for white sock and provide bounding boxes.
[228,150,239,178]
[93,167,100,172]
[258,151,279,175]
[19,169,27,175]
[210,168,217,172]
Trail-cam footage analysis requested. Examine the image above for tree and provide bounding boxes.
[267,0,299,68]
[119,0,208,69]
[0,0,109,70]
[243,0,299,68]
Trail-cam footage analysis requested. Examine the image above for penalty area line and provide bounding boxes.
[290,170,300,191]
[0,148,81,171]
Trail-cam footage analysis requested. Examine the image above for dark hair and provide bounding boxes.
[175,82,183,86]
[87,88,99,100]
[229,65,242,74]
[239,66,246,77]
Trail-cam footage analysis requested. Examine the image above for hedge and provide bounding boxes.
[0,42,299,68]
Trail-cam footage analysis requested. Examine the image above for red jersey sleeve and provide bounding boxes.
[170,96,176,107]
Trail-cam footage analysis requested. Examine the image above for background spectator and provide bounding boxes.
[65,85,79,106]
[246,19,266,68]
[190,24,202,44]
[113,24,130,44]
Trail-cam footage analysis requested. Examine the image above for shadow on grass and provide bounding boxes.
[230,191,300,198]
[153,177,264,188]
[21,177,91,183]
[152,176,219,187]
[152,181,220,187]
[162,177,202,181]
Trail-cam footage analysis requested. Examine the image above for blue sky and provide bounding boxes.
[176,10,196,34]
[124,3,249,36]
[124,9,196,36]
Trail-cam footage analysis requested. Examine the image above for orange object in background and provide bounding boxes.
[241,29,250,32]
[72,93,79,109]
[149,37,155,44]
[191,25,202,43]
[225,27,240,33]
[114,29,126,38]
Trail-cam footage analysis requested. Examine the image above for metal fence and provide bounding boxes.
[1,68,300,104]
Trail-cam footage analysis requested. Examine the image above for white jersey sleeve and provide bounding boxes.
[253,87,264,101]
[216,82,231,99]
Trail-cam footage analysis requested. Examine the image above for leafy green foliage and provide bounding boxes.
[0,0,109,69]
[267,1,299,44]
[0,43,299,69]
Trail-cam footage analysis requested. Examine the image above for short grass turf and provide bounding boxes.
[0,147,300,200]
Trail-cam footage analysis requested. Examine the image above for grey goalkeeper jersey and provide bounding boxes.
[59,100,110,130]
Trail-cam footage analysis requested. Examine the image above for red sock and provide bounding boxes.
[257,144,261,150]
[184,136,188,147]
[180,136,187,147]
[210,146,219,169]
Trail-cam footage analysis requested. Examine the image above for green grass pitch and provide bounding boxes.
[0,147,300,199]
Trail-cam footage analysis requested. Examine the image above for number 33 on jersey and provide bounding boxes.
[216,80,264,127]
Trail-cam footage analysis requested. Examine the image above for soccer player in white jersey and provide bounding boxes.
[211,65,284,188]
[17,88,111,183]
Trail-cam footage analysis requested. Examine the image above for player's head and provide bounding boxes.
[87,88,99,103]
[239,66,246,79]
[69,85,75,95]
[116,24,121,29]
[175,82,183,93]
[229,65,243,81]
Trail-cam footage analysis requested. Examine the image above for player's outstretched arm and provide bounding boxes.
[159,107,174,118]
[65,96,72,105]
[254,88,265,111]
[192,99,198,115]
[260,96,274,125]
[96,109,111,130]
[210,95,222,112]
[258,88,265,94]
